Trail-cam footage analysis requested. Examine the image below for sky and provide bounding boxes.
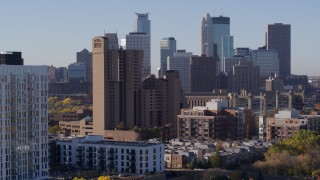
[1,1,320,76]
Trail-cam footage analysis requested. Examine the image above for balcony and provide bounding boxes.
[108,156,114,160]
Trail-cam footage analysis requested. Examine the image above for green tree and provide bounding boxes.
[48,125,60,134]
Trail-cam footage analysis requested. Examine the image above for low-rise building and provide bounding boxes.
[53,135,164,175]
[266,110,320,142]
[59,116,93,136]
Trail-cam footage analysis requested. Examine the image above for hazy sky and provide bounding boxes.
[1,1,319,76]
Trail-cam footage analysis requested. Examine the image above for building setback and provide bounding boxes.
[266,23,291,78]
[0,65,48,179]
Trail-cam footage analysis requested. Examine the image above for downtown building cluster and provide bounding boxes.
[2,11,319,179]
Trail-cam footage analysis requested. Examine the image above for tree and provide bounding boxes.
[48,125,60,134]
[210,154,221,168]
[116,121,125,130]
[63,98,73,106]
[215,139,224,151]
[73,177,85,180]
[98,176,111,180]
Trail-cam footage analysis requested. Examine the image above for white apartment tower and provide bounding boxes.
[0,65,48,179]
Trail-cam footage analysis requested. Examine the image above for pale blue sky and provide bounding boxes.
[1,1,319,75]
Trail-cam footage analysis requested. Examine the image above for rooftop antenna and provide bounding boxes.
[222,8,224,16]
[104,29,105,35]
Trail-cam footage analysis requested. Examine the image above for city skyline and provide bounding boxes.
[1,1,320,75]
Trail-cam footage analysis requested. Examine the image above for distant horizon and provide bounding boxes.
[1,0,319,76]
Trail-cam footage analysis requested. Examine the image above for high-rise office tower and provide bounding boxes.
[134,13,151,35]
[201,13,214,57]
[133,13,151,80]
[266,23,291,78]
[0,65,48,179]
[0,51,24,65]
[105,33,119,49]
[92,36,143,135]
[233,61,260,94]
[190,55,217,92]
[167,50,193,92]
[201,14,230,72]
[235,47,250,56]
[251,49,279,78]
[126,32,150,80]
[77,49,92,82]
[221,35,234,71]
[160,37,176,77]
[68,62,86,83]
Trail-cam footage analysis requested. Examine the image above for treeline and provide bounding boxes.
[254,130,320,178]
[48,97,92,113]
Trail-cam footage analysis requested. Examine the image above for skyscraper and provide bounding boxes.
[0,51,24,65]
[201,14,230,72]
[92,36,143,135]
[77,49,92,82]
[266,23,291,78]
[221,35,234,71]
[160,37,176,77]
[132,13,151,80]
[251,49,279,78]
[105,33,119,49]
[134,13,151,35]
[167,50,193,92]
[0,65,48,179]
[126,32,150,80]
[201,13,214,57]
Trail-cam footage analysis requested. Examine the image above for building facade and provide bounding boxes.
[126,32,150,81]
[266,23,291,78]
[141,71,181,138]
[68,62,86,83]
[0,65,48,179]
[0,51,23,65]
[250,49,279,78]
[167,50,193,93]
[190,55,217,92]
[160,37,176,77]
[54,135,164,175]
[221,35,234,71]
[92,36,143,134]
[77,49,92,82]
[232,61,259,94]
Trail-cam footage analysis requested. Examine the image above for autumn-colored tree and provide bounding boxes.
[63,98,73,106]
[215,139,224,151]
[210,153,221,168]
[98,176,111,180]
[255,130,320,177]
[73,177,85,180]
